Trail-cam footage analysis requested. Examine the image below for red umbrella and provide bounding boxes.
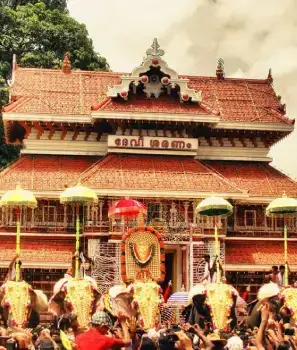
[108,198,147,218]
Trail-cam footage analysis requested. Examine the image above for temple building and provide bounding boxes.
[1,39,297,300]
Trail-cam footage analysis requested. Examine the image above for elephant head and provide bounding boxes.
[49,275,101,328]
[0,281,48,328]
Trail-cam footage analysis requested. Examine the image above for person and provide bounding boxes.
[242,285,250,302]
[75,311,131,350]
[269,266,279,283]
[4,254,22,282]
[35,329,59,350]
[200,255,211,284]
[210,256,224,283]
[277,264,291,288]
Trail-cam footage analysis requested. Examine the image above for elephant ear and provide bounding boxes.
[111,293,136,319]
[31,290,48,313]
[49,291,65,316]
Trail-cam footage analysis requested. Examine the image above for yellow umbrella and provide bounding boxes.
[60,183,98,278]
[196,196,233,283]
[0,185,37,281]
[266,193,297,286]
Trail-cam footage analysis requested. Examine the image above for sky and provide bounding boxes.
[68,0,297,179]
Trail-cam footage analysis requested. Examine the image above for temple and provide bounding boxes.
[1,38,297,300]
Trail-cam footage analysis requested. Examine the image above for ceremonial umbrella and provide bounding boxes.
[60,183,98,278]
[108,198,147,229]
[108,198,147,218]
[196,196,233,283]
[266,193,297,286]
[0,185,37,281]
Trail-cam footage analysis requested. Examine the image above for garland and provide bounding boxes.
[129,243,155,268]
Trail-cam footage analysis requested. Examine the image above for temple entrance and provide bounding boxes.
[164,252,175,289]
[162,249,183,293]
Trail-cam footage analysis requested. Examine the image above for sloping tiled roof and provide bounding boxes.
[81,154,243,194]
[0,155,96,191]
[3,67,293,125]
[4,69,122,115]
[92,95,219,115]
[0,239,72,263]
[203,161,297,197]
[1,155,296,197]
[226,241,297,265]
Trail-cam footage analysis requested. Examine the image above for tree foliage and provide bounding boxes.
[1,0,68,12]
[0,1,110,167]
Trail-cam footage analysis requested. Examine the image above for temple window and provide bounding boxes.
[275,216,285,230]
[244,210,256,227]
[42,205,57,226]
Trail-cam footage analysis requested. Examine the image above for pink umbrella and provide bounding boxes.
[108,198,147,218]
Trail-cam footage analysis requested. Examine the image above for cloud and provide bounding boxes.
[68,0,297,178]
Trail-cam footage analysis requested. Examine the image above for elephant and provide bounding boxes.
[0,280,48,328]
[246,283,296,329]
[100,280,163,330]
[185,283,238,331]
[49,252,101,329]
[49,273,101,329]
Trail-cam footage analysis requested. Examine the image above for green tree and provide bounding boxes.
[1,0,68,12]
[0,2,109,167]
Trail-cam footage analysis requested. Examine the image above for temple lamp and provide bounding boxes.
[60,183,98,279]
[196,196,233,283]
[266,193,297,286]
[0,185,37,281]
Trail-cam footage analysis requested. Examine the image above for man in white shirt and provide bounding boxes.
[201,255,212,284]
[277,264,291,288]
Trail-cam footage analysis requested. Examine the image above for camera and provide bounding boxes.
[284,328,295,336]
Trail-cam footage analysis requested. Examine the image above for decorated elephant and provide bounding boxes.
[246,283,297,329]
[49,254,101,328]
[100,280,163,330]
[114,226,165,329]
[185,283,238,331]
[0,280,48,328]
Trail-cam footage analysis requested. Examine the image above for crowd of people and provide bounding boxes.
[1,305,297,350]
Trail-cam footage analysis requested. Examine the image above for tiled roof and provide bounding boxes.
[4,69,121,115]
[226,241,297,265]
[92,95,219,115]
[2,67,293,125]
[81,154,243,194]
[0,155,96,191]
[1,156,296,197]
[0,239,72,263]
[203,161,297,197]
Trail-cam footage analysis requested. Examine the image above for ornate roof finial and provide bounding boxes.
[216,58,225,79]
[146,38,165,57]
[62,52,71,74]
[267,68,273,84]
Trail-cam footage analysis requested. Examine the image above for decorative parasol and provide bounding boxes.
[266,193,297,286]
[60,183,98,278]
[196,196,233,283]
[0,185,37,282]
[108,198,147,218]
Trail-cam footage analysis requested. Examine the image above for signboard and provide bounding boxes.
[107,135,198,155]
